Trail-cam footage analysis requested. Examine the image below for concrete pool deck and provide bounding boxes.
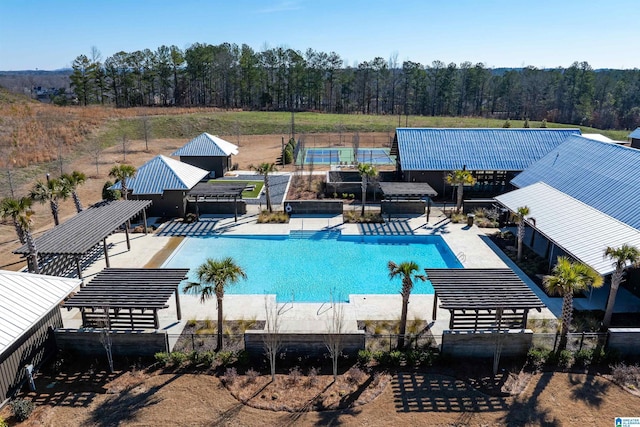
[61,204,640,346]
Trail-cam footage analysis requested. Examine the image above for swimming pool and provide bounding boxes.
[162,233,462,302]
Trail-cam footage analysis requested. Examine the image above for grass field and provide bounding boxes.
[206,179,264,198]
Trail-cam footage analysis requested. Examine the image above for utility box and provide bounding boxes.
[467,213,475,226]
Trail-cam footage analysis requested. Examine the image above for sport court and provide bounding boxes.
[301,147,394,165]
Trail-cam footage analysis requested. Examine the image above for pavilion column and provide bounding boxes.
[142,209,148,235]
[234,196,238,222]
[432,292,438,320]
[195,196,200,219]
[103,237,110,268]
[175,288,182,321]
[74,255,84,285]
[124,223,131,251]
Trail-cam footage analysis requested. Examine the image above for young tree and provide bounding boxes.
[60,171,87,213]
[183,257,247,351]
[263,297,282,381]
[602,245,640,329]
[1,196,33,244]
[388,261,426,349]
[30,177,70,226]
[357,163,377,216]
[324,293,346,381]
[515,206,531,262]
[544,257,603,349]
[250,163,278,212]
[445,169,476,214]
[108,164,137,200]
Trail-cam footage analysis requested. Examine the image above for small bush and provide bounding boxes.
[245,368,259,384]
[102,180,120,201]
[188,351,200,365]
[612,363,640,389]
[257,210,289,223]
[235,350,250,368]
[557,349,573,369]
[201,351,216,367]
[450,213,466,223]
[306,367,319,388]
[345,367,366,385]
[184,213,198,224]
[288,366,302,385]
[573,349,593,369]
[216,351,235,367]
[527,347,551,371]
[169,351,187,366]
[0,416,7,427]
[373,350,402,368]
[11,398,35,422]
[222,367,238,385]
[154,352,170,366]
[186,319,197,328]
[357,349,372,366]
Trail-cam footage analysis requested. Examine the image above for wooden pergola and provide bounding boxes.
[14,200,152,279]
[426,268,545,331]
[378,182,438,221]
[63,268,189,330]
[188,182,247,222]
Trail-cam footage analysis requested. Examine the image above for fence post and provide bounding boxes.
[191,333,195,351]
[553,332,559,352]
[579,331,585,351]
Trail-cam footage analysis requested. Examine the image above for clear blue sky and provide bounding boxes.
[1,0,639,71]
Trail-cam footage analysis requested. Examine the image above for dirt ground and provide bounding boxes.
[2,367,638,427]
[0,132,392,271]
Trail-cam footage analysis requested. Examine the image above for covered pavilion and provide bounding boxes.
[187,181,247,222]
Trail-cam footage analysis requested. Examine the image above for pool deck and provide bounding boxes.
[60,204,640,347]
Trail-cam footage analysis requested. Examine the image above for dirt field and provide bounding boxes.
[2,367,638,426]
[0,132,392,271]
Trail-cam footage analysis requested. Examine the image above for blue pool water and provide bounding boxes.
[163,233,462,302]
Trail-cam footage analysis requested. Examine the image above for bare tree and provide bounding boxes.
[86,139,103,177]
[141,115,151,151]
[122,134,129,162]
[324,293,346,381]
[352,132,360,165]
[263,297,282,381]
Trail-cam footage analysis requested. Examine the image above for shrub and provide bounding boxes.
[345,367,366,385]
[611,363,640,389]
[357,349,373,366]
[222,367,238,385]
[11,398,35,421]
[216,351,235,367]
[184,213,198,224]
[235,350,250,368]
[288,366,302,385]
[450,213,466,223]
[0,416,7,427]
[573,349,593,369]
[245,368,259,384]
[186,319,197,328]
[201,351,216,367]
[102,180,120,201]
[154,352,170,366]
[404,349,422,367]
[306,367,319,388]
[557,349,573,369]
[188,351,200,365]
[169,351,187,366]
[373,350,402,368]
[527,347,551,371]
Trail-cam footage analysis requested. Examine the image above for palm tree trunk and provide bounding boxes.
[398,294,409,349]
[264,176,272,212]
[517,222,524,262]
[122,179,128,200]
[25,230,40,274]
[72,191,83,212]
[50,200,60,226]
[13,218,26,244]
[559,293,573,350]
[217,296,224,351]
[456,183,463,213]
[603,269,623,329]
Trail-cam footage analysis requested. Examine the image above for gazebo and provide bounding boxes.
[426,268,545,331]
[187,182,247,222]
[378,181,438,221]
[62,268,189,330]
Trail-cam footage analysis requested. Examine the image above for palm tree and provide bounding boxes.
[515,206,530,262]
[250,163,277,212]
[16,206,39,274]
[1,196,33,244]
[602,244,640,329]
[61,171,87,212]
[357,163,377,216]
[30,177,70,226]
[108,164,137,200]
[388,260,426,349]
[183,257,247,351]
[445,169,476,214]
[544,256,603,349]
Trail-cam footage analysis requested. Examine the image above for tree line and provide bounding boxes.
[69,43,640,130]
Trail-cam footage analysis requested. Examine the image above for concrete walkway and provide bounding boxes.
[61,203,587,347]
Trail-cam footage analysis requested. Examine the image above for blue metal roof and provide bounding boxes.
[172,133,239,157]
[629,127,640,139]
[396,128,580,171]
[512,135,640,230]
[112,155,208,195]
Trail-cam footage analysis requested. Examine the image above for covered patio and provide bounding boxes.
[426,268,545,331]
[14,200,152,279]
[188,182,247,222]
[378,182,438,221]
[62,268,189,330]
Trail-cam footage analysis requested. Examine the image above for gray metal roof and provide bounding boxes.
[0,270,80,354]
[395,128,580,171]
[426,268,545,310]
[496,182,640,276]
[511,135,640,230]
[14,200,152,256]
[172,133,239,157]
[112,155,208,195]
[63,268,188,309]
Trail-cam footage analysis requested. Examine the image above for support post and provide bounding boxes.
[124,223,131,251]
[74,256,84,286]
[234,195,238,222]
[175,287,182,321]
[142,209,148,235]
[103,237,110,268]
[432,292,438,320]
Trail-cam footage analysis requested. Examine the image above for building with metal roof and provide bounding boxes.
[0,270,80,405]
[391,128,580,197]
[113,155,208,218]
[172,133,239,178]
[496,182,640,276]
[511,135,640,230]
[629,127,640,149]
